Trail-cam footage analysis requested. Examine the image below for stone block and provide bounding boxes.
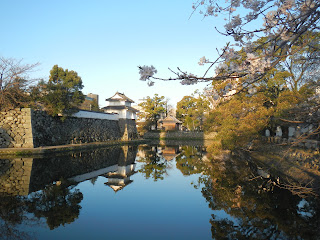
[21,108,30,113]
[23,123,32,128]
[23,142,34,148]
[23,160,33,166]
[23,119,32,125]
[2,124,11,131]
[21,176,29,181]
[24,135,34,141]
[265,129,270,137]
[15,138,24,144]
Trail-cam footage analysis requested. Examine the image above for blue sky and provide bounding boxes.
[1,0,228,107]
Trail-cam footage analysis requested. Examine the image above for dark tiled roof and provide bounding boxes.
[105,92,134,103]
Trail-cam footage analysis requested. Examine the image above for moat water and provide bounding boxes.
[0,143,319,240]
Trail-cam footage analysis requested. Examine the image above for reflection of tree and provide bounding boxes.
[26,182,83,230]
[199,153,320,239]
[0,181,84,236]
[137,146,171,181]
[0,195,24,225]
[90,176,98,185]
[175,146,205,176]
[0,194,33,240]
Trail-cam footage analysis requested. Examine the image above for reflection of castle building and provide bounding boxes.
[0,146,138,196]
[104,145,137,192]
[161,146,180,161]
[136,145,181,162]
[104,164,136,192]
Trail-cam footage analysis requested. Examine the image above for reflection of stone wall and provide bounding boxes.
[29,146,138,193]
[0,158,33,195]
[0,108,138,148]
[0,146,138,195]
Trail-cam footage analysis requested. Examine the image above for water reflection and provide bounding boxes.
[175,146,206,176]
[137,144,320,239]
[0,144,319,239]
[199,155,320,239]
[0,145,138,239]
[136,145,175,181]
[27,183,83,230]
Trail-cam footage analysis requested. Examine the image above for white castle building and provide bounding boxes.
[102,92,139,120]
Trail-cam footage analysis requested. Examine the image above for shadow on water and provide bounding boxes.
[0,143,319,239]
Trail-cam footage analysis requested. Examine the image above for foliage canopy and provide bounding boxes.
[176,90,210,131]
[38,65,85,117]
[138,94,166,131]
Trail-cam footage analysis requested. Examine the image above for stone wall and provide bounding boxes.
[0,108,33,148]
[31,110,121,147]
[264,136,319,149]
[119,119,138,141]
[0,108,138,148]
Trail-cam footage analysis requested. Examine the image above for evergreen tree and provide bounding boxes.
[40,65,85,117]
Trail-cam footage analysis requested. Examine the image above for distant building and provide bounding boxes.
[102,92,139,119]
[79,93,99,111]
[87,93,99,104]
[159,116,182,131]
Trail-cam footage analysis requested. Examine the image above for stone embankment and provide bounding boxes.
[0,108,33,148]
[0,108,138,149]
[264,136,319,149]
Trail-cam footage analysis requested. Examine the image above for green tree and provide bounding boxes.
[176,90,210,131]
[138,94,166,131]
[39,65,85,117]
[202,34,318,152]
